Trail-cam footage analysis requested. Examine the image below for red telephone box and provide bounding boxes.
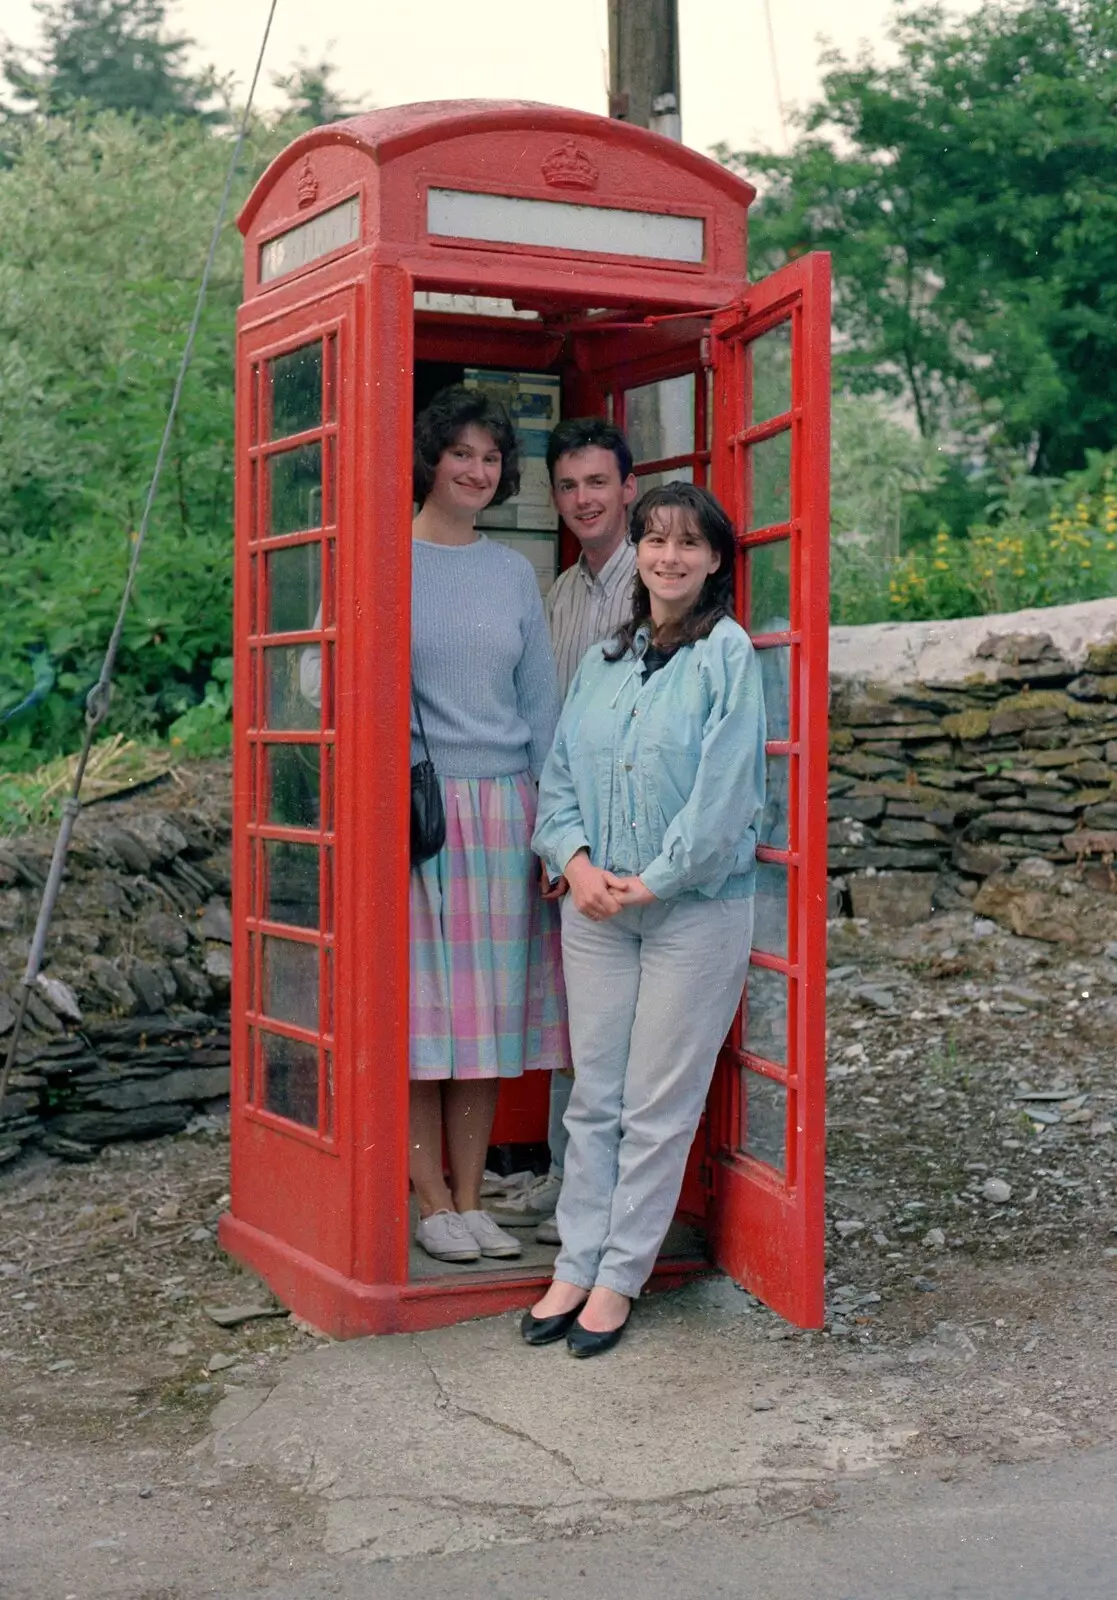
[220,101,829,1337]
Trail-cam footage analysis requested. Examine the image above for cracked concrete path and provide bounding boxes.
[228,1442,1117,1600]
[208,1281,916,1562]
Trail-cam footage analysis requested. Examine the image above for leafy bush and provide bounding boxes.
[167,658,233,757]
[0,111,289,771]
[833,450,1117,624]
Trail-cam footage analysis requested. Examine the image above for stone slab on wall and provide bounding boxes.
[830,596,1117,687]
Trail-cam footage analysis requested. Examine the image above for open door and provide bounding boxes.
[707,253,830,1328]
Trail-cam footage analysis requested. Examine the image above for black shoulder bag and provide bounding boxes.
[410,687,446,866]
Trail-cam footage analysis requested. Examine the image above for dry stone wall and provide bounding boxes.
[0,778,232,1165]
[828,620,1117,926]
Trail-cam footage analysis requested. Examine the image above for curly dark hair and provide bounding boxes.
[546,416,634,483]
[412,385,520,507]
[605,482,738,659]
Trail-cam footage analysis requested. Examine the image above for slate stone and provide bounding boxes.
[832,752,909,778]
[914,769,978,789]
[1067,673,1117,701]
[1019,791,1080,815]
[83,1064,229,1111]
[197,899,232,943]
[849,872,935,927]
[34,975,82,1023]
[84,957,139,1016]
[141,912,190,958]
[100,827,153,876]
[1085,640,1117,673]
[968,811,1076,836]
[994,661,1074,685]
[24,991,63,1034]
[876,818,950,845]
[170,960,213,1008]
[1064,829,1117,858]
[202,945,232,999]
[50,1103,191,1144]
[829,795,886,821]
[885,801,958,827]
[972,880,1083,945]
[126,813,189,865]
[1065,761,1113,783]
[128,962,168,1016]
[831,846,945,872]
[975,631,1061,666]
[990,699,1070,737]
[848,723,945,743]
[840,700,937,727]
[942,709,992,740]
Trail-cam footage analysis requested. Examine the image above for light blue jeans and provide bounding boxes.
[553,895,754,1299]
[548,1070,573,1178]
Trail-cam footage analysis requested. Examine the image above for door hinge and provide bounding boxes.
[699,1155,716,1195]
[700,332,715,369]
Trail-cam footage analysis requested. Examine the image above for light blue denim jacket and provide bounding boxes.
[532,616,766,902]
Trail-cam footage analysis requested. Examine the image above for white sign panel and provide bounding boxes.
[260,197,360,284]
[428,189,704,265]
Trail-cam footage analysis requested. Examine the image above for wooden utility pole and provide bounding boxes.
[608,0,681,140]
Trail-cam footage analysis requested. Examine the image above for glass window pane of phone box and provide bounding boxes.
[463,368,561,596]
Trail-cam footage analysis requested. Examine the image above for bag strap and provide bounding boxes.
[410,681,435,767]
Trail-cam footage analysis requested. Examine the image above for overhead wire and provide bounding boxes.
[761,0,788,150]
[0,0,281,1119]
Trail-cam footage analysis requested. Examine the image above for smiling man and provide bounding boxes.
[488,417,638,1243]
[543,418,640,698]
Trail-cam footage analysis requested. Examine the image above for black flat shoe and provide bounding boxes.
[520,1305,585,1346]
[566,1310,631,1359]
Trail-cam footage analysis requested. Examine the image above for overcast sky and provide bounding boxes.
[3,0,983,158]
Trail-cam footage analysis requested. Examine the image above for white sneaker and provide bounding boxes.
[458,1210,523,1259]
[485,1173,562,1227]
[535,1216,561,1246]
[414,1209,481,1262]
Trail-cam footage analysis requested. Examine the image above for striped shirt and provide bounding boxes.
[544,538,638,697]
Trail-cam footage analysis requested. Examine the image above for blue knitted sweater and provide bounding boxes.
[410,536,560,781]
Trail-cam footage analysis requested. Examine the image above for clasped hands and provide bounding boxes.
[540,849,655,919]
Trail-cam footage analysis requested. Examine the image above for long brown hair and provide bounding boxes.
[604,482,737,661]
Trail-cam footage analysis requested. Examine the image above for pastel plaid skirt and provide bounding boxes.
[410,773,570,1081]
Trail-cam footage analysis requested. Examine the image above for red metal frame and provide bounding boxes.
[221,101,828,1338]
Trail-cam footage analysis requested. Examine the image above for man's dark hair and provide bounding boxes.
[413,385,520,506]
[605,482,738,659]
[546,417,634,484]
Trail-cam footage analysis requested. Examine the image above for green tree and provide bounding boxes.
[272,53,365,126]
[721,0,1117,475]
[0,111,287,766]
[1,0,222,124]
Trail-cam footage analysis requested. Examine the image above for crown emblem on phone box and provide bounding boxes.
[296,155,319,209]
[541,142,599,191]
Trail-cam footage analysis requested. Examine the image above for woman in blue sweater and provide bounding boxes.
[408,386,566,1266]
[527,483,766,1356]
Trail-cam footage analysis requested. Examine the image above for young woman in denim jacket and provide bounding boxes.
[527,482,766,1357]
